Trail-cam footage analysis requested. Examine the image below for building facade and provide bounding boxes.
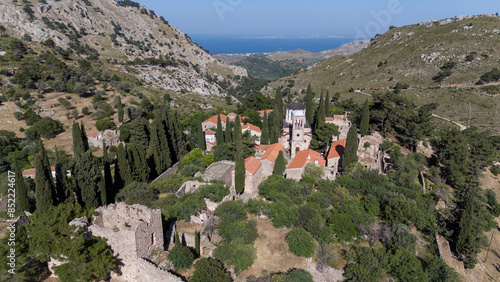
[280,102,313,159]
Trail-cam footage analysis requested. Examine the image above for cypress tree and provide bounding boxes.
[195,230,200,257]
[116,143,133,185]
[102,142,113,204]
[129,143,150,182]
[198,114,206,151]
[80,122,89,152]
[233,115,242,143]
[130,117,150,150]
[224,117,232,143]
[271,108,280,144]
[54,149,72,203]
[325,91,330,117]
[261,111,269,145]
[14,159,30,214]
[273,151,286,176]
[148,109,172,177]
[314,93,325,131]
[172,110,186,157]
[117,96,124,123]
[305,84,314,125]
[75,151,102,208]
[216,114,224,145]
[167,110,179,158]
[274,88,284,120]
[34,153,55,213]
[360,100,370,136]
[342,124,359,170]
[234,139,245,194]
[72,122,85,159]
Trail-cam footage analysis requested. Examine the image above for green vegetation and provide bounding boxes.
[168,244,194,269]
[190,258,232,282]
[286,228,315,257]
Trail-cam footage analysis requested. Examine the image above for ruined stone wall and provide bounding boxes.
[135,209,164,258]
[284,167,304,181]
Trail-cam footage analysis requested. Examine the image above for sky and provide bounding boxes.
[135,0,500,38]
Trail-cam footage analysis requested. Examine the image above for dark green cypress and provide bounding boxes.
[14,159,30,214]
[172,110,186,157]
[216,114,224,145]
[325,91,330,117]
[129,143,150,182]
[314,93,325,131]
[54,149,72,203]
[195,230,200,257]
[224,117,232,143]
[130,117,150,150]
[198,114,206,151]
[102,142,113,204]
[117,96,124,123]
[148,110,172,176]
[233,115,242,143]
[342,124,359,170]
[360,100,370,136]
[273,151,286,176]
[34,153,55,213]
[75,151,102,208]
[117,143,133,185]
[271,108,280,144]
[274,88,284,120]
[80,122,89,152]
[72,122,85,159]
[305,84,314,125]
[234,139,245,194]
[261,111,269,145]
[167,110,179,158]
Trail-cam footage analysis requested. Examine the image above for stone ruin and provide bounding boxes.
[88,203,182,282]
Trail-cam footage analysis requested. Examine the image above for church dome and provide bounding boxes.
[287,101,306,110]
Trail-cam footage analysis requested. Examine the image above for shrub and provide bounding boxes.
[24,109,40,126]
[190,258,232,282]
[181,164,199,177]
[149,174,187,194]
[176,193,206,221]
[115,182,157,206]
[364,142,371,148]
[82,106,90,115]
[214,200,247,222]
[432,70,452,82]
[213,243,256,272]
[25,117,64,140]
[478,68,500,84]
[268,200,298,228]
[490,165,499,176]
[14,111,24,120]
[286,268,314,282]
[286,228,315,257]
[197,183,230,202]
[168,244,194,269]
[218,220,258,245]
[327,213,358,242]
[95,118,116,131]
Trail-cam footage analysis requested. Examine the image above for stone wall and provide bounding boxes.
[176,181,205,197]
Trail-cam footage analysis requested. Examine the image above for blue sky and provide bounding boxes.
[135,0,500,38]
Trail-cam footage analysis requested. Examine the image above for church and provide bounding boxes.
[279,101,313,159]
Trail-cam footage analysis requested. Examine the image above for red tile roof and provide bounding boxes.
[244,156,262,175]
[255,143,284,163]
[227,113,237,118]
[258,110,273,117]
[205,130,216,135]
[327,139,347,159]
[287,149,325,169]
[325,117,334,122]
[334,115,344,120]
[242,123,261,133]
[22,166,56,176]
[87,131,99,137]
[202,114,227,126]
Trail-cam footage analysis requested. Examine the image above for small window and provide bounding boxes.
[297,134,300,137]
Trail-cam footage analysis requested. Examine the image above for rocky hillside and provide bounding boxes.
[215,40,369,80]
[0,0,246,96]
[265,15,500,134]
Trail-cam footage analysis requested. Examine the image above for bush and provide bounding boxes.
[168,244,194,269]
[478,68,500,84]
[218,220,258,245]
[491,165,499,176]
[364,142,371,148]
[82,106,90,115]
[149,174,187,194]
[190,258,232,282]
[14,111,24,120]
[286,268,314,282]
[95,118,116,131]
[268,200,298,228]
[25,117,64,140]
[214,200,247,222]
[115,182,157,206]
[176,193,206,221]
[181,164,199,177]
[286,228,315,257]
[213,243,256,272]
[197,183,230,202]
[24,109,40,126]
[326,213,358,242]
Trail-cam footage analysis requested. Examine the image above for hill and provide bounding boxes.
[265,15,500,134]
[214,40,369,80]
[0,0,246,96]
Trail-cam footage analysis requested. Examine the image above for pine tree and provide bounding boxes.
[75,151,102,208]
[305,84,314,125]
[261,111,269,145]
[216,114,224,145]
[224,117,232,143]
[360,100,370,136]
[235,139,245,194]
[117,143,133,185]
[233,115,242,143]
[14,159,30,214]
[325,91,330,117]
[342,124,359,170]
[314,93,325,131]
[34,153,55,213]
[102,142,113,204]
[117,96,124,123]
[273,151,286,176]
[198,114,206,151]
[195,230,200,257]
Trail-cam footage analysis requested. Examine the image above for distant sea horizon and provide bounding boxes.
[190,35,359,54]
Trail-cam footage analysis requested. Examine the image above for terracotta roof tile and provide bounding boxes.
[87,131,99,137]
[258,110,273,117]
[327,139,347,159]
[257,143,284,163]
[202,114,227,126]
[334,115,344,120]
[242,123,261,133]
[244,156,262,175]
[205,130,216,135]
[287,149,325,169]
[22,168,36,176]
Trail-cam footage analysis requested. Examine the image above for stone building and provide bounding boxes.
[285,149,325,181]
[22,166,71,179]
[87,129,121,148]
[254,143,285,178]
[231,156,264,198]
[326,113,351,140]
[326,138,347,172]
[280,102,313,159]
[242,123,262,144]
[204,129,217,151]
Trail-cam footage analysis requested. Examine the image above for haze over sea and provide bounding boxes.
[190,35,358,54]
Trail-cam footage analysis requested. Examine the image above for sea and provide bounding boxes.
[190,35,359,54]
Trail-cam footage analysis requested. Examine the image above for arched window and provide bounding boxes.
[295,147,300,154]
